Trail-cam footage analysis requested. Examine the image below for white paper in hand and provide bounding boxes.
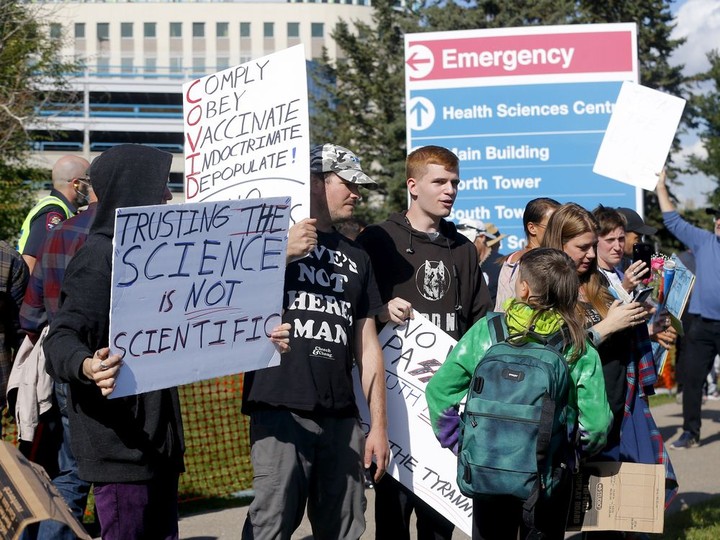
[593,81,685,191]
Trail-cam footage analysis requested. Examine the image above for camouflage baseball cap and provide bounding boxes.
[310,143,376,188]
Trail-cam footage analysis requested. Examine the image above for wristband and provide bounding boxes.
[587,328,601,347]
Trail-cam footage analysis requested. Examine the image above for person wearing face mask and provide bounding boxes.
[357,145,491,540]
[17,174,103,539]
[18,155,91,274]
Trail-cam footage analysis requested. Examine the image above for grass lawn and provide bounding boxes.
[662,496,720,539]
[650,392,678,407]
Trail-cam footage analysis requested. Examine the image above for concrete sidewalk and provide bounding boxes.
[178,398,720,539]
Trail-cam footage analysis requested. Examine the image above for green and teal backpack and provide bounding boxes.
[458,313,573,520]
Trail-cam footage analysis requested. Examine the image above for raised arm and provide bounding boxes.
[656,169,674,213]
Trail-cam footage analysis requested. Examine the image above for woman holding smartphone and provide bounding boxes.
[591,206,650,302]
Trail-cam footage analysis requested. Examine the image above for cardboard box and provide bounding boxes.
[567,462,665,533]
[0,441,91,540]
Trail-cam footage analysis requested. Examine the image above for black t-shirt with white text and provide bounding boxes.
[242,230,382,417]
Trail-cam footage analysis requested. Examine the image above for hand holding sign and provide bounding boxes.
[82,347,123,397]
[287,217,318,261]
[269,322,292,354]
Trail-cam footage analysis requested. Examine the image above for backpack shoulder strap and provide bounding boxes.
[486,312,507,344]
[545,327,571,356]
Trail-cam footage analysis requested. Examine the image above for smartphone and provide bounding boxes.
[632,242,653,270]
[632,287,653,303]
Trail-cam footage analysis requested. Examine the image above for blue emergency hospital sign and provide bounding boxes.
[405,23,640,251]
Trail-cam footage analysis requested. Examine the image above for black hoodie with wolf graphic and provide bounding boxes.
[357,212,491,340]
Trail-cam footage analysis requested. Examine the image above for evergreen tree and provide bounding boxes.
[310,0,418,222]
[576,1,685,94]
[0,1,77,242]
[312,0,688,222]
[419,0,575,30]
[687,50,720,211]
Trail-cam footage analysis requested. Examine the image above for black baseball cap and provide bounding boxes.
[617,207,657,235]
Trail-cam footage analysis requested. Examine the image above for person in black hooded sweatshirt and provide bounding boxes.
[357,145,491,540]
[44,144,182,540]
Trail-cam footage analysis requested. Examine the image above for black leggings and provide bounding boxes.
[472,479,572,540]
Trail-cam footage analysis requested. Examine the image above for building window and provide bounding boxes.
[192,57,206,74]
[121,57,134,73]
[169,57,183,73]
[144,22,156,38]
[263,22,274,38]
[50,23,62,40]
[145,58,157,74]
[311,23,324,38]
[216,22,229,38]
[240,22,251,38]
[193,22,205,38]
[97,56,110,73]
[97,23,109,41]
[74,23,85,39]
[287,22,299,38]
[170,22,182,38]
[217,57,230,70]
[121,22,133,39]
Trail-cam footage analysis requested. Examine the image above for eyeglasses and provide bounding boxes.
[72,176,91,189]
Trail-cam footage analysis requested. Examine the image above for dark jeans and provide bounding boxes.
[682,317,720,438]
[374,476,454,540]
[36,383,92,539]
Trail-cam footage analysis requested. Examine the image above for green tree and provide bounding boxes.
[573,1,689,249]
[310,0,419,222]
[687,50,720,211]
[312,0,688,223]
[575,1,685,94]
[419,0,575,30]
[0,1,77,243]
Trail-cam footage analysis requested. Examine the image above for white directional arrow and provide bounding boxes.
[408,97,435,131]
[406,44,434,79]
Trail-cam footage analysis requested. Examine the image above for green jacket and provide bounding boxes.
[426,313,612,457]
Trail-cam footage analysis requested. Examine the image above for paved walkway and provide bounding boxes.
[178,398,720,539]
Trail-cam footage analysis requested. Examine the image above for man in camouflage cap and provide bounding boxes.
[242,143,389,539]
[310,143,377,188]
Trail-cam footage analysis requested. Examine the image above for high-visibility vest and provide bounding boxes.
[17,195,73,254]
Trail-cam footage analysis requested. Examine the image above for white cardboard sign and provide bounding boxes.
[109,197,289,398]
[593,81,686,191]
[183,45,310,222]
[354,312,472,535]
